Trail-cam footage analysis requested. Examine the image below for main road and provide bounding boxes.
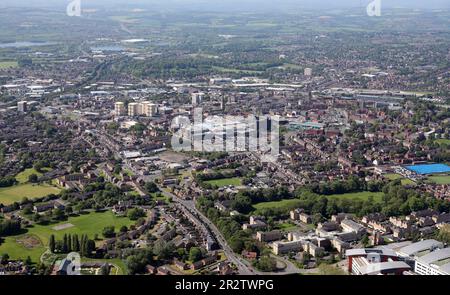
[160,189,254,275]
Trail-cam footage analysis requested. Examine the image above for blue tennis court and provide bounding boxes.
[405,164,450,175]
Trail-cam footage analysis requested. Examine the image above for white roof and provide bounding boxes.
[360,261,410,275]
[346,248,397,257]
[397,239,444,257]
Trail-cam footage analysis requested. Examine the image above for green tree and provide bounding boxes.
[189,247,203,262]
[49,235,56,253]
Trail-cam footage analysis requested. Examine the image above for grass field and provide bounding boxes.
[205,177,242,187]
[253,199,303,211]
[0,183,61,205]
[252,191,383,213]
[15,167,51,184]
[428,175,450,185]
[384,174,416,186]
[0,211,134,263]
[325,191,384,203]
[435,139,450,146]
[0,61,18,69]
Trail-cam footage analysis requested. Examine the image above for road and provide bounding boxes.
[160,189,254,275]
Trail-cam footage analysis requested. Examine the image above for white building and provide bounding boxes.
[272,240,303,255]
[18,101,28,113]
[304,68,313,76]
[415,248,450,275]
[114,102,126,116]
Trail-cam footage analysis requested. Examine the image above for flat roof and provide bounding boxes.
[397,239,444,257]
[416,248,450,265]
[360,261,411,275]
[346,248,397,257]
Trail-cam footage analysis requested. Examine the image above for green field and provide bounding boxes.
[0,211,134,263]
[253,199,303,211]
[0,183,61,205]
[435,139,450,146]
[15,167,51,184]
[428,175,450,185]
[384,174,416,186]
[252,191,383,213]
[205,177,242,187]
[0,61,18,69]
[325,191,384,203]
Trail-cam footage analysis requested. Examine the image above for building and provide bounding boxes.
[256,230,282,242]
[114,102,126,116]
[141,101,158,117]
[397,239,444,259]
[272,240,303,255]
[340,219,366,238]
[345,248,409,275]
[18,101,27,113]
[414,248,450,275]
[192,92,204,106]
[128,102,140,116]
[304,68,313,76]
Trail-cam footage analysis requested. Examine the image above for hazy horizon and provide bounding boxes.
[1,0,449,11]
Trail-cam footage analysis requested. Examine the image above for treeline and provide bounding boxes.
[231,186,292,214]
[195,170,239,182]
[49,234,95,257]
[0,176,17,188]
[307,176,384,195]
[0,220,21,237]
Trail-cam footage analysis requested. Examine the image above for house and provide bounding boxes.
[256,230,282,242]
[157,267,170,275]
[33,202,55,213]
[146,265,156,274]
[299,213,312,224]
[174,260,188,271]
[217,262,234,275]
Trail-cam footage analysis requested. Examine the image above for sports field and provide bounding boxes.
[0,211,134,263]
[15,167,51,184]
[252,191,384,213]
[0,183,61,205]
[428,175,450,185]
[205,177,242,187]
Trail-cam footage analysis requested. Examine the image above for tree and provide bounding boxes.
[144,181,159,193]
[102,226,116,238]
[189,247,203,262]
[28,174,39,183]
[25,256,32,266]
[49,235,56,253]
[1,253,9,264]
[120,226,128,233]
[127,208,146,220]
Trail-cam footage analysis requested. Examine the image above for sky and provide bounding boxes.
[0,0,449,11]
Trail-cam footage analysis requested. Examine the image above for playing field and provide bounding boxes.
[0,183,61,205]
[253,199,303,211]
[325,191,384,203]
[15,167,51,184]
[435,139,450,146]
[205,177,242,187]
[252,191,383,213]
[384,174,416,186]
[0,211,134,263]
[428,175,450,185]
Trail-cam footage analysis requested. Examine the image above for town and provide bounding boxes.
[0,1,449,277]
